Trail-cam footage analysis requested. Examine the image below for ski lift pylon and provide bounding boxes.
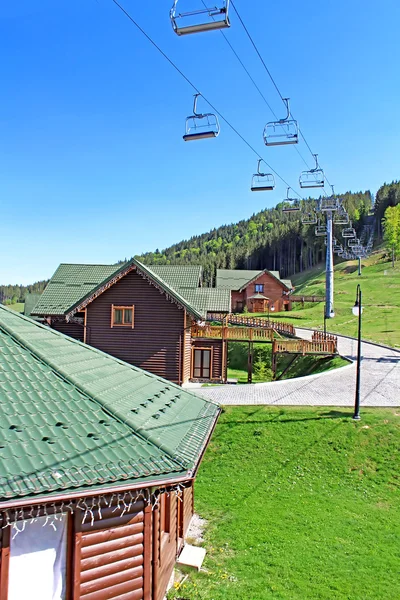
[183,93,220,141]
[170,0,230,35]
[250,159,275,192]
[299,154,325,189]
[263,98,299,146]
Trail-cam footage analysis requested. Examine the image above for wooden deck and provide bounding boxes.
[192,324,274,342]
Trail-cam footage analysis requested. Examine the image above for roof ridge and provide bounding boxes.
[0,307,187,471]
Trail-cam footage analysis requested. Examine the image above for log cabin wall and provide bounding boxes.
[182,314,193,384]
[51,321,85,342]
[74,498,147,600]
[182,484,194,538]
[85,269,186,383]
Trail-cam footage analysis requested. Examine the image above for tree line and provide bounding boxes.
[0,281,48,305]
[138,190,372,285]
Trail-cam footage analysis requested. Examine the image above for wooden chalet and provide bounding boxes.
[216,269,294,313]
[32,261,231,385]
[0,306,220,600]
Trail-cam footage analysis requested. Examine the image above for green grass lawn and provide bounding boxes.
[5,303,24,313]
[248,250,400,348]
[169,407,400,600]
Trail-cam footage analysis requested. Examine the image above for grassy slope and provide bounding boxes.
[254,251,400,348]
[169,407,400,600]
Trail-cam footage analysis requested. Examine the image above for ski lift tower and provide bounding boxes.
[318,196,340,319]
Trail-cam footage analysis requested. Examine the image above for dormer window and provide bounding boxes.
[255,284,264,293]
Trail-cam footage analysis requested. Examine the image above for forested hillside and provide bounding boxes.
[138,190,372,285]
[374,180,400,238]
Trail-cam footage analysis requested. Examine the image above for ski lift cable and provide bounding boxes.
[109,0,304,199]
[199,1,312,170]
[230,0,333,191]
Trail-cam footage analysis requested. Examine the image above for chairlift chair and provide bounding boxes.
[183,93,220,141]
[170,1,230,35]
[315,220,327,236]
[341,222,356,238]
[333,210,349,225]
[299,154,325,188]
[250,160,275,192]
[282,188,301,212]
[319,197,339,212]
[348,237,360,248]
[263,98,299,146]
[301,211,317,225]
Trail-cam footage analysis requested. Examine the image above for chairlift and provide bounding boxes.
[299,154,325,189]
[301,211,317,225]
[319,197,339,212]
[282,188,301,212]
[170,0,230,35]
[348,237,360,248]
[250,159,275,192]
[315,220,327,236]
[342,222,356,238]
[263,98,299,146]
[183,93,220,141]
[333,208,349,225]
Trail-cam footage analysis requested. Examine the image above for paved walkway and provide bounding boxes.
[191,329,400,407]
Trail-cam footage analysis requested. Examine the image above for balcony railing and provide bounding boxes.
[192,324,274,342]
[206,314,295,337]
[272,339,337,355]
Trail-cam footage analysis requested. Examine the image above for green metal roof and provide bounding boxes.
[0,306,219,502]
[216,269,290,291]
[281,279,294,290]
[178,288,231,315]
[32,264,121,316]
[23,293,43,317]
[149,265,202,289]
[32,261,205,321]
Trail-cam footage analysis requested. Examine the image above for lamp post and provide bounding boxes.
[352,285,363,420]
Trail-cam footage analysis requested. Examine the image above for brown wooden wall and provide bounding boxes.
[85,269,186,383]
[182,314,193,384]
[52,321,85,342]
[192,339,223,380]
[74,499,146,600]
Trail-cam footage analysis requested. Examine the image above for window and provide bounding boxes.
[255,284,264,293]
[111,305,135,328]
[193,348,212,379]
[8,513,68,600]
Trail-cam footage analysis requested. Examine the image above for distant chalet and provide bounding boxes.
[216,269,293,313]
[0,305,220,600]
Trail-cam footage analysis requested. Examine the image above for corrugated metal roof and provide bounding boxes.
[149,265,202,289]
[0,306,219,502]
[281,279,294,289]
[178,288,231,315]
[32,264,121,316]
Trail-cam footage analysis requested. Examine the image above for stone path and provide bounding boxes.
[191,329,400,407]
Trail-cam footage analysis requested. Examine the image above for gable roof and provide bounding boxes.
[149,265,202,289]
[216,269,291,291]
[32,260,205,321]
[0,306,220,503]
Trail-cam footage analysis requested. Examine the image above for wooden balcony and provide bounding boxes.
[191,324,274,342]
[272,339,337,355]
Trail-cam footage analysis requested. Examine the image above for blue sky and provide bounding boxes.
[2,0,399,284]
